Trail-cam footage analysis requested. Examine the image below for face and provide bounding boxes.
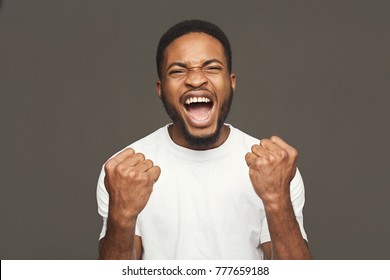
[157,32,236,149]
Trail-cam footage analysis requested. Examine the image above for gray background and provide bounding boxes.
[1,0,389,259]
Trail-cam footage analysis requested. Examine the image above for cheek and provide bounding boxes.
[161,85,184,108]
[162,80,181,97]
[212,78,232,99]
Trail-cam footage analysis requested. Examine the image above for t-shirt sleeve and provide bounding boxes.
[96,165,142,240]
[259,168,308,244]
[96,165,109,240]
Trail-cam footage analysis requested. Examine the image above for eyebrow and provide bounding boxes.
[167,59,224,70]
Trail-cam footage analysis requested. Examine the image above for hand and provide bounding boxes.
[104,148,161,224]
[245,136,298,207]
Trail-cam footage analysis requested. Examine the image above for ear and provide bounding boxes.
[156,80,162,98]
[230,73,237,92]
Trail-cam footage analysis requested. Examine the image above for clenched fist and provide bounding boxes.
[104,148,161,225]
[245,136,298,207]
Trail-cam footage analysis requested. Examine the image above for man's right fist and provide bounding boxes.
[104,148,161,223]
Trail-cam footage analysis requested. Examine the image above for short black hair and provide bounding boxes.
[156,19,232,79]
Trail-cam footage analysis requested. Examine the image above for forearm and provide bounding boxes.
[98,148,160,259]
[98,214,137,260]
[264,197,312,260]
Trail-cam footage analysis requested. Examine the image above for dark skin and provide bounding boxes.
[246,136,311,259]
[99,32,311,260]
[99,148,160,259]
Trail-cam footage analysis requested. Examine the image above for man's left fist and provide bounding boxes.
[245,136,298,206]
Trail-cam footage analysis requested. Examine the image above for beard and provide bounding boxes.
[161,87,234,148]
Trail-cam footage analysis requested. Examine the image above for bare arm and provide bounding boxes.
[263,196,311,259]
[99,228,142,259]
[246,136,312,260]
[260,242,272,260]
[98,148,160,260]
[261,239,310,260]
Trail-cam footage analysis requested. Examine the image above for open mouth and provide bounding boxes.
[184,96,214,122]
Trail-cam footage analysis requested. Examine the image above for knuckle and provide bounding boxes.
[290,147,298,158]
[268,154,276,162]
[123,147,135,156]
[104,161,114,173]
[134,153,145,161]
[278,150,287,159]
[130,170,148,184]
[138,175,149,184]
[254,159,264,168]
[251,144,259,153]
[150,166,161,181]
[127,169,137,179]
[116,163,128,174]
[260,139,269,146]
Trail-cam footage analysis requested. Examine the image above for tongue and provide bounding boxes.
[187,103,211,120]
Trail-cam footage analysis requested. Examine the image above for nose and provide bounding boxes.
[184,68,208,88]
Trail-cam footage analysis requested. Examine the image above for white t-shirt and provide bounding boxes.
[97,124,307,259]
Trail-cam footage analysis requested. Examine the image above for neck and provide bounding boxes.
[168,124,230,150]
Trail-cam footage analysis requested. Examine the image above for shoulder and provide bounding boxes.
[97,125,168,196]
[229,124,260,147]
[109,125,169,159]
[130,125,167,152]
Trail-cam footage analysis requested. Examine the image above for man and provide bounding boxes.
[97,19,311,260]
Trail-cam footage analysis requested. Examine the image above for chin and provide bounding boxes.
[186,125,217,138]
[182,123,223,148]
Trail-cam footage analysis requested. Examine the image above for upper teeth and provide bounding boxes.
[185,97,211,105]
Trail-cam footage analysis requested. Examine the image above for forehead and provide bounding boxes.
[163,32,226,66]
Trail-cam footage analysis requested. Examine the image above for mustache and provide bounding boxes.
[180,87,215,103]
[183,87,211,94]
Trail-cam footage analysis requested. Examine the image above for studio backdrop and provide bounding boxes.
[1,0,389,259]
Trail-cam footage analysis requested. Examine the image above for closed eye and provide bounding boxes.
[169,69,187,76]
[204,66,223,73]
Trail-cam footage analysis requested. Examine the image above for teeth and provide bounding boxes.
[185,97,211,105]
